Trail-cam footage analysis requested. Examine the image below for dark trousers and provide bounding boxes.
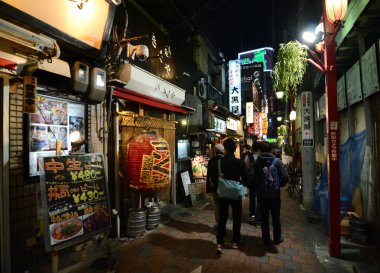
[216,197,242,245]
[249,187,260,221]
[258,195,281,244]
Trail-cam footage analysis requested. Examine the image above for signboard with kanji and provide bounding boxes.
[228,60,241,115]
[301,92,314,147]
[40,153,111,250]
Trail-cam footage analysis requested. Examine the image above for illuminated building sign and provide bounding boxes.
[246,102,254,124]
[238,47,274,72]
[226,117,238,131]
[228,60,241,115]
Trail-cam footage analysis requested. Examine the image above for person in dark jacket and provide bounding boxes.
[254,141,288,247]
[216,138,246,254]
[206,144,224,228]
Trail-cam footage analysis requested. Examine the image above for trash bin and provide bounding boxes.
[349,217,371,244]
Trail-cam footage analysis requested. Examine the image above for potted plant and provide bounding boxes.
[272,41,308,99]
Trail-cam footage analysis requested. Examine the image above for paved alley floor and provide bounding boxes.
[75,189,337,273]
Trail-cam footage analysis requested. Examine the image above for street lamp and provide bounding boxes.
[323,0,347,257]
[301,1,347,255]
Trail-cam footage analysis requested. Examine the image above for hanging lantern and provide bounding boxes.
[325,0,348,23]
[125,131,171,192]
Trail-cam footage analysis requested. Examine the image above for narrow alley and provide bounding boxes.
[74,189,368,273]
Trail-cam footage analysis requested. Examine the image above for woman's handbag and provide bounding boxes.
[217,160,245,200]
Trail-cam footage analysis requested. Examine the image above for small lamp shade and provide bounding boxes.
[275,91,285,99]
[325,0,348,23]
[277,116,283,122]
[289,110,297,121]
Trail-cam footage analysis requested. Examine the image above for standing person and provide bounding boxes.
[206,144,224,229]
[241,144,253,172]
[254,141,288,247]
[247,143,260,226]
[216,138,246,254]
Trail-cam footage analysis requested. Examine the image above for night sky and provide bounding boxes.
[202,0,297,61]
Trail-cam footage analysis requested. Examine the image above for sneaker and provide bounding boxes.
[216,244,223,255]
[274,239,284,245]
[248,215,255,222]
[232,243,239,249]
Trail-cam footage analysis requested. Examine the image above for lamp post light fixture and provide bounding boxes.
[275,90,285,99]
[276,116,283,122]
[289,110,297,121]
[325,0,348,24]
[323,0,347,257]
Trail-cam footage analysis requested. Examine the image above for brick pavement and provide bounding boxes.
[79,188,330,273]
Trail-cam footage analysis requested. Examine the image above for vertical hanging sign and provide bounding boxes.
[246,102,253,123]
[301,91,314,147]
[23,76,37,113]
[229,60,241,115]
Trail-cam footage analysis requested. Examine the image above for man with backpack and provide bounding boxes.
[253,141,289,247]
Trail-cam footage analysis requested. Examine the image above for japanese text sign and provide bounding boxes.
[301,92,314,147]
[40,153,111,250]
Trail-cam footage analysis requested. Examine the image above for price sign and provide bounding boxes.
[40,153,111,250]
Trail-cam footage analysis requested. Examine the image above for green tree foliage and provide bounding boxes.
[272,41,308,99]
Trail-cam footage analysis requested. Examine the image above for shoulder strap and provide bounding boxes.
[218,159,222,177]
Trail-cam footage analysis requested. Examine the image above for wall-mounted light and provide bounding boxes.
[325,0,348,24]
[180,119,187,126]
[277,116,283,122]
[275,91,285,99]
[289,110,297,121]
[69,0,88,10]
[69,130,85,153]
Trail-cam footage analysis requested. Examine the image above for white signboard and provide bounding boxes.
[214,117,226,134]
[318,94,326,119]
[246,102,254,124]
[361,44,379,98]
[337,75,347,110]
[180,171,191,196]
[301,92,314,147]
[226,117,238,131]
[346,61,362,106]
[228,60,241,114]
[115,63,186,106]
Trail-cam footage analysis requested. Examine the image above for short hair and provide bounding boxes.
[223,138,237,153]
[259,141,272,153]
[214,144,224,155]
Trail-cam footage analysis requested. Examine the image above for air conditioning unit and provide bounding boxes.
[197,80,207,100]
[0,18,60,61]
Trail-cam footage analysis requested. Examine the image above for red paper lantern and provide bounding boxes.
[325,0,348,23]
[126,132,171,192]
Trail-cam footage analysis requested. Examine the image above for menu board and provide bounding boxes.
[361,44,379,98]
[337,75,347,110]
[346,61,362,106]
[40,153,111,250]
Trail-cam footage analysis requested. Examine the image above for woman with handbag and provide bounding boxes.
[216,138,247,254]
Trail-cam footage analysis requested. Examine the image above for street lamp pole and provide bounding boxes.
[323,0,342,258]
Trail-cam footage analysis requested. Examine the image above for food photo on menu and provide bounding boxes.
[49,218,84,245]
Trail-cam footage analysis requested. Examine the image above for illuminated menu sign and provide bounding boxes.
[246,102,254,124]
[301,92,314,147]
[41,153,110,249]
[228,60,241,115]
